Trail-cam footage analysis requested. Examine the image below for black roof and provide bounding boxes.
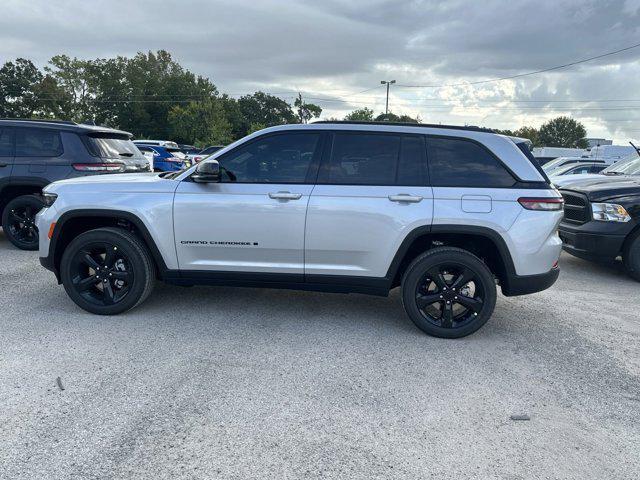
[312,120,495,133]
[0,118,132,136]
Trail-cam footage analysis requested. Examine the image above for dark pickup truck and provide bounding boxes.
[558,176,640,281]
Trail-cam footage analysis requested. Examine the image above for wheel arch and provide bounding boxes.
[386,224,516,288]
[49,209,169,280]
[0,179,48,217]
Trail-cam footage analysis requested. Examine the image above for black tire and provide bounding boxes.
[60,227,155,315]
[401,247,497,338]
[623,230,640,282]
[1,194,44,250]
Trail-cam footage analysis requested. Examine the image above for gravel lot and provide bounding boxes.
[0,229,638,480]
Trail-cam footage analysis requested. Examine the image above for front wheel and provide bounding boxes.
[60,227,155,315]
[401,247,497,338]
[2,194,44,250]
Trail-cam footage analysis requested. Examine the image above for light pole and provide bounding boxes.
[380,80,396,117]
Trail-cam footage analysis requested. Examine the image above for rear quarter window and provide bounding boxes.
[426,137,515,188]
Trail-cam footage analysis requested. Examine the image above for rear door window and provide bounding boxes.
[426,136,515,187]
[15,128,63,157]
[326,133,401,185]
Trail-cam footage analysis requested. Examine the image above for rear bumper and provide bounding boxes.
[501,266,560,296]
[558,222,628,261]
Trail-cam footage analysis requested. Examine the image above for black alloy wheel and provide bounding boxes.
[68,241,135,307]
[61,227,155,315]
[1,195,44,250]
[415,264,485,329]
[402,247,497,338]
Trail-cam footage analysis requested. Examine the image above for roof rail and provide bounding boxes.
[312,120,494,133]
[0,118,77,125]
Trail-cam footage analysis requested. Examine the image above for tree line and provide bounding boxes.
[0,50,588,148]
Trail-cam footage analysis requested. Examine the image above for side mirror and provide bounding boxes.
[192,160,220,183]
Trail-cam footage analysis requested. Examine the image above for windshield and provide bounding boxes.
[550,163,591,176]
[86,134,146,159]
[602,153,640,175]
[542,157,574,172]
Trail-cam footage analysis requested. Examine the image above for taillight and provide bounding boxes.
[73,163,124,172]
[518,197,564,211]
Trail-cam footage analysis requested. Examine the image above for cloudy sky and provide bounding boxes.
[2,0,640,141]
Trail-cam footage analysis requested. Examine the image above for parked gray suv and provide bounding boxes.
[0,119,150,250]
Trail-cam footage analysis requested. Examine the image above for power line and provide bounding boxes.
[397,41,640,88]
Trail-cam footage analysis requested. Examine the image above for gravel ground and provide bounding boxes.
[0,230,638,480]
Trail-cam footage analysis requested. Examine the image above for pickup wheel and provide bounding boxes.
[1,194,44,250]
[60,227,155,315]
[622,231,640,282]
[401,247,497,338]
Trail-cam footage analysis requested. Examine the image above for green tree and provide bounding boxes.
[0,58,44,117]
[495,126,541,147]
[44,55,98,121]
[344,107,374,121]
[538,116,588,148]
[375,112,420,123]
[115,51,218,139]
[168,98,232,146]
[294,93,322,123]
[513,126,540,147]
[248,122,267,134]
[233,91,296,138]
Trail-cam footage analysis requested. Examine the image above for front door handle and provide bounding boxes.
[388,194,423,203]
[268,191,303,200]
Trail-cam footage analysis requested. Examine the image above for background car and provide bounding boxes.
[134,143,190,171]
[549,162,607,178]
[0,118,149,250]
[542,156,602,174]
[552,153,640,187]
[135,145,155,171]
[186,145,225,164]
[178,144,200,155]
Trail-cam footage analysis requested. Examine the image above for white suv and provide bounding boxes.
[37,122,563,338]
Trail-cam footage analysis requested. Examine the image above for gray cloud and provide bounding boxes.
[1,0,640,140]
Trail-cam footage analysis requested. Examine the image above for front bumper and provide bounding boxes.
[39,255,60,282]
[558,221,630,261]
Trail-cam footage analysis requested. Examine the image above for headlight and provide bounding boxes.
[592,203,631,222]
[42,192,58,207]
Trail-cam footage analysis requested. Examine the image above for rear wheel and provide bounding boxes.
[622,231,640,282]
[1,194,44,250]
[60,227,155,315]
[401,247,497,338]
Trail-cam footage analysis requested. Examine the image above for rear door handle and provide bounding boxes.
[0,163,7,167]
[388,194,423,203]
[268,191,303,200]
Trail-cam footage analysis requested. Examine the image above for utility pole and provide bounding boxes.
[380,80,396,117]
[297,92,305,123]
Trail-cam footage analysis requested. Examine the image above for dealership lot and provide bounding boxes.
[0,231,638,479]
